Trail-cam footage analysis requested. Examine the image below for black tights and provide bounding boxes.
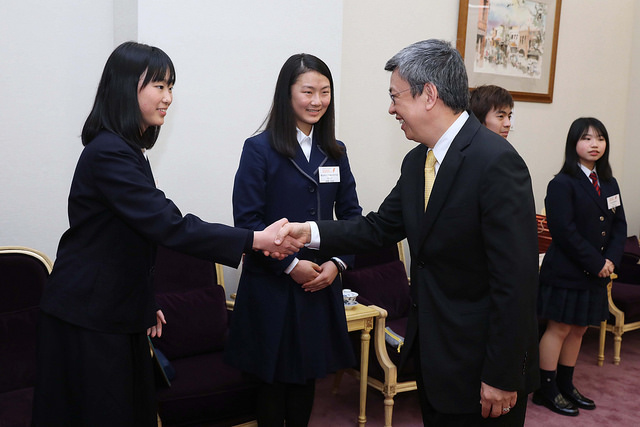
[256,379,316,427]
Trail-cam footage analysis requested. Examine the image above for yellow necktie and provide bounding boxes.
[424,150,436,210]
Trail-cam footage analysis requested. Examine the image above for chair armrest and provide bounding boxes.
[607,275,625,326]
[226,293,237,310]
[368,305,398,386]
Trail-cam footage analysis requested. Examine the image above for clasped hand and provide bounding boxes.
[598,258,615,278]
[291,260,339,292]
[253,218,308,260]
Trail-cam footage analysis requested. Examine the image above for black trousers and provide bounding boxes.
[412,341,528,427]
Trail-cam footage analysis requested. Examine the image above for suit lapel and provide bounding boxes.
[288,137,328,185]
[417,117,478,247]
[578,173,608,214]
[139,151,156,188]
[409,145,428,230]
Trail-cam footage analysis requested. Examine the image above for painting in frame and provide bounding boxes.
[457,0,562,103]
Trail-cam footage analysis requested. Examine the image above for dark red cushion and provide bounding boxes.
[0,308,39,393]
[624,236,640,261]
[611,281,640,322]
[618,261,640,285]
[342,260,410,321]
[153,247,217,294]
[0,253,47,313]
[0,387,33,427]
[157,352,257,427]
[153,285,227,360]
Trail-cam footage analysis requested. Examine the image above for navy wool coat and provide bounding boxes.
[41,131,251,334]
[539,171,627,290]
[225,130,362,384]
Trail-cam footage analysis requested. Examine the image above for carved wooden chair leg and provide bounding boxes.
[598,320,606,366]
[613,326,623,365]
[383,393,395,427]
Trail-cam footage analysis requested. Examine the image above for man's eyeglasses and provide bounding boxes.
[389,86,421,105]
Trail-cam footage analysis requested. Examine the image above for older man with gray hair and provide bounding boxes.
[277,39,540,426]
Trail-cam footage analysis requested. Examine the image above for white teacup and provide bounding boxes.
[342,289,358,306]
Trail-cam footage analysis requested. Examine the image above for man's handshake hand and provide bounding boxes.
[275,222,312,249]
[253,218,309,260]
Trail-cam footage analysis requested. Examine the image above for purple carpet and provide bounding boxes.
[310,327,640,426]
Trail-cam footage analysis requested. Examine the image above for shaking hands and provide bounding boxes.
[252,218,311,259]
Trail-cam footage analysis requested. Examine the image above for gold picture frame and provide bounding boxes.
[457,0,562,103]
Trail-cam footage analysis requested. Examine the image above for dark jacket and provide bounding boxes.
[41,131,251,333]
[539,170,627,290]
[225,130,361,383]
[315,113,540,413]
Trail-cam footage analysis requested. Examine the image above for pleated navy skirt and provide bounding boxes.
[31,312,157,427]
[537,283,609,327]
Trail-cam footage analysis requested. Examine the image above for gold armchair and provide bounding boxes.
[598,274,640,365]
[0,246,53,425]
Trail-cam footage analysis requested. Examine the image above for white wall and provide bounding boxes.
[136,0,343,289]
[622,1,640,239]
[514,0,636,227]
[339,0,639,238]
[1,0,115,258]
[339,0,461,214]
[2,0,638,296]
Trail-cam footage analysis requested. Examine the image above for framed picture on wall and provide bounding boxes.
[456,0,562,103]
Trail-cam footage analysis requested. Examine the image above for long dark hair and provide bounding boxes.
[559,117,613,181]
[81,41,176,149]
[263,53,343,159]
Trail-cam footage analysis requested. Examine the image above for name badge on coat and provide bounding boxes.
[607,194,621,212]
[319,166,340,183]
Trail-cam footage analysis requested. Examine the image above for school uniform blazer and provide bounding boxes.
[232,130,361,273]
[539,171,627,289]
[226,130,362,383]
[314,113,540,413]
[41,130,251,334]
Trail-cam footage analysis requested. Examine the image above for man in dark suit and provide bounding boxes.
[276,39,540,426]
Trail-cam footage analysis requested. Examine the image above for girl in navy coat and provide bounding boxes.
[225,54,362,426]
[31,42,298,427]
[534,118,627,416]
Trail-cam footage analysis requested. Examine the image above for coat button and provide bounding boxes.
[309,186,316,193]
[600,216,605,221]
[309,209,316,216]
[601,231,606,236]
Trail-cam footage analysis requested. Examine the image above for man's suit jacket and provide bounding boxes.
[316,113,540,413]
[539,171,626,289]
[41,131,251,334]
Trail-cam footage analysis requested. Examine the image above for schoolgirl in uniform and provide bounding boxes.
[31,41,297,427]
[225,54,362,426]
[534,117,627,416]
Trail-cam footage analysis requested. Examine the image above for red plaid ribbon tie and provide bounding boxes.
[589,171,600,196]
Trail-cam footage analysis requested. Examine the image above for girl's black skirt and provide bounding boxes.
[31,312,157,427]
